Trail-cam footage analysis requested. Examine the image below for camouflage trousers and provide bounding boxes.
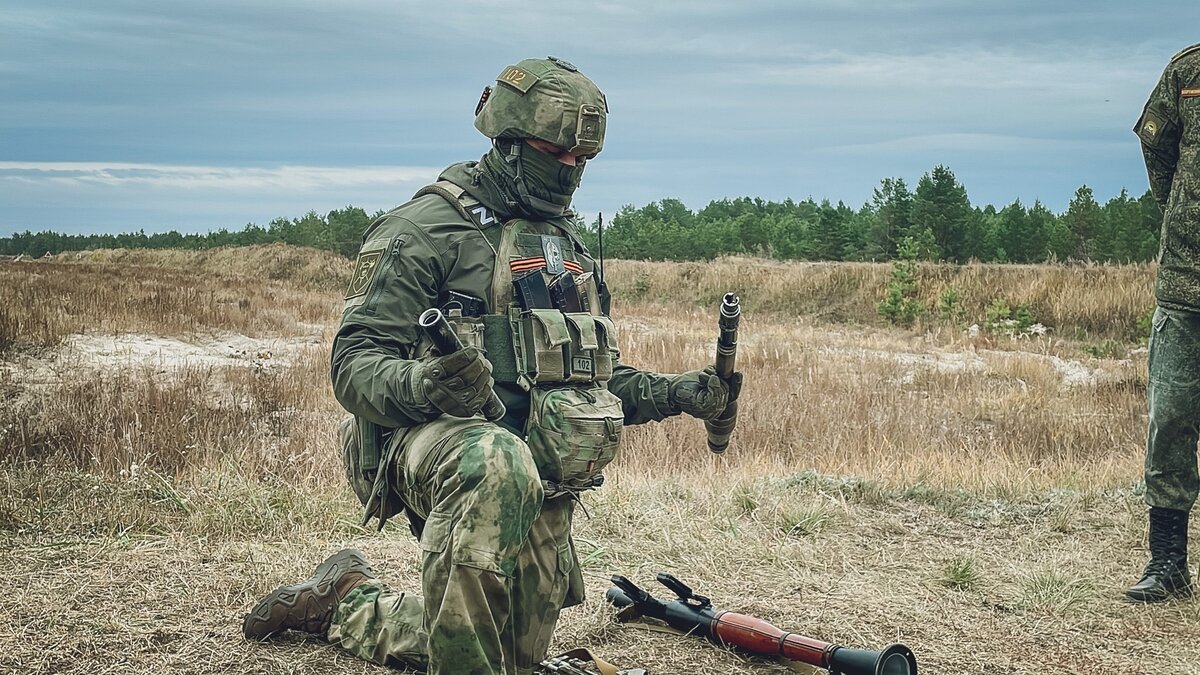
[327,416,582,675]
[1145,305,1200,512]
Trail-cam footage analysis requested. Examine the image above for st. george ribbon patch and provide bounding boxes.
[345,248,384,299]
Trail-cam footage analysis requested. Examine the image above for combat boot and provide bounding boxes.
[1125,507,1192,603]
[242,548,376,639]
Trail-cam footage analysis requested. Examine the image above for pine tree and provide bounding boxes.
[1063,185,1101,260]
[865,177,912,259]
[910,165,972,262]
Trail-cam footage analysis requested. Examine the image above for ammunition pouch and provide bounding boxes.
[592,316,618,382]
[563,313,598,383]
[525,385,623,498]
[519,309,572,385]
[480,310,616,388]
[415,311,487,357]
[448,313,486,351]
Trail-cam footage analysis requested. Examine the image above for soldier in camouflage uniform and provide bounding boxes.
[242,57,740,672]
[1127,43,1200,603]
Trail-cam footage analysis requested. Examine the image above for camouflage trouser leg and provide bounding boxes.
[510,496,579,673]
[327,501,579,674]
[328,580,428,670]
[1145,306,1200,512]
[328,416,577,675]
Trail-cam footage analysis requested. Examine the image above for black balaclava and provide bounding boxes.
[476,139,585,220]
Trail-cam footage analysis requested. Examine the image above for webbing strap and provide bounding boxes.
[1172,42,1200,63]
[413,180,478,224]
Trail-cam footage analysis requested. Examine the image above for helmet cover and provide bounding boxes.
[474,56,607,157]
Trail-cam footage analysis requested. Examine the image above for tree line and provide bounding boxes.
[1,165,1162,263]
[0,206,375,260]
[585,166,1161,264]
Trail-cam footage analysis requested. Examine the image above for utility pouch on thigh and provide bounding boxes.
[340,416,420,536]
[526,385,623,497]
[339,416,376,506]
[564,537,587,608]
[516,308,571,386]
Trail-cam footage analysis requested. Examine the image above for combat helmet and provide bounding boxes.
[474,56,607,157]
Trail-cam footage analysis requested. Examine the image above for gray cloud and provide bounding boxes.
[0,162,440,234]
[0,162,439,191]
[1,1,1192,235]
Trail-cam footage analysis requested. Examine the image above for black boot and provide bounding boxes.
[1125,507,1192,603]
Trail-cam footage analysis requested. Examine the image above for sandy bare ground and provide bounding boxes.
[1,316,1196,674]
[2,470,1199,675]
[2,329,326,381]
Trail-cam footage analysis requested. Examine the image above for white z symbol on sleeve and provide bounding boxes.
[470,206,496,226]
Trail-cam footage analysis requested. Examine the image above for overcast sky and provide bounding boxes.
[1,1,1193,237]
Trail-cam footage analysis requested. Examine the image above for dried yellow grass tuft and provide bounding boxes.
[0,250,1193,675]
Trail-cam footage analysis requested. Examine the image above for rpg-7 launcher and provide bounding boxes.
[607,573,917,675]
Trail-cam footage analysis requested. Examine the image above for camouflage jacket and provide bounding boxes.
[1136,43,1200,312]
[331,161,677,435]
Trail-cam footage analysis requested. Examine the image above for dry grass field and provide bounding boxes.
[1,247,1196,675]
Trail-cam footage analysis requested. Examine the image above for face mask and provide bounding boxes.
[489,140,585,219]
[521,142,585,197]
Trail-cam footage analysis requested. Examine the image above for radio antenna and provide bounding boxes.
[597,212,605,284]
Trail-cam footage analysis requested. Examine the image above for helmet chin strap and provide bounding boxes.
[503,139,570,218]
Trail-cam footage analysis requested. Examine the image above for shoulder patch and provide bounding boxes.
[1136,111,1166,145]
[345,246,386,299]
[497,65,538,94]
[414,180,495,229]
[1171,43,1200,64]
[469,204,497,227]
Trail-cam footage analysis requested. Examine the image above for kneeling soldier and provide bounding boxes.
[242,56,740,674]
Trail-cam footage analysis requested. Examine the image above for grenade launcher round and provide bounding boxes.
[607,573,917,675]
[705,293,741,453]
[418,308,506,422]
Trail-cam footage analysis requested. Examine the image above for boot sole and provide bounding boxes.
[242,549,371,640]
[1124,584,1193,604]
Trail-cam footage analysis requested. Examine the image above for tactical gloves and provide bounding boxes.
[415,347,496,418]
[667,366,742,420]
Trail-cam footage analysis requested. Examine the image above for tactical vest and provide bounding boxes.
[351,181,626,509]
[411,180,618,389]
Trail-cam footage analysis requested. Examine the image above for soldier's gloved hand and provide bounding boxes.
[416,347,495,418]
[667,366,740,420]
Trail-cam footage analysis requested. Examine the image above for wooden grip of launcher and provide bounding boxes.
[418,308,506,422]
[705,293,740,453]
[605,573,918,675]
[712,612,919,675]
[711,611,836,664]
